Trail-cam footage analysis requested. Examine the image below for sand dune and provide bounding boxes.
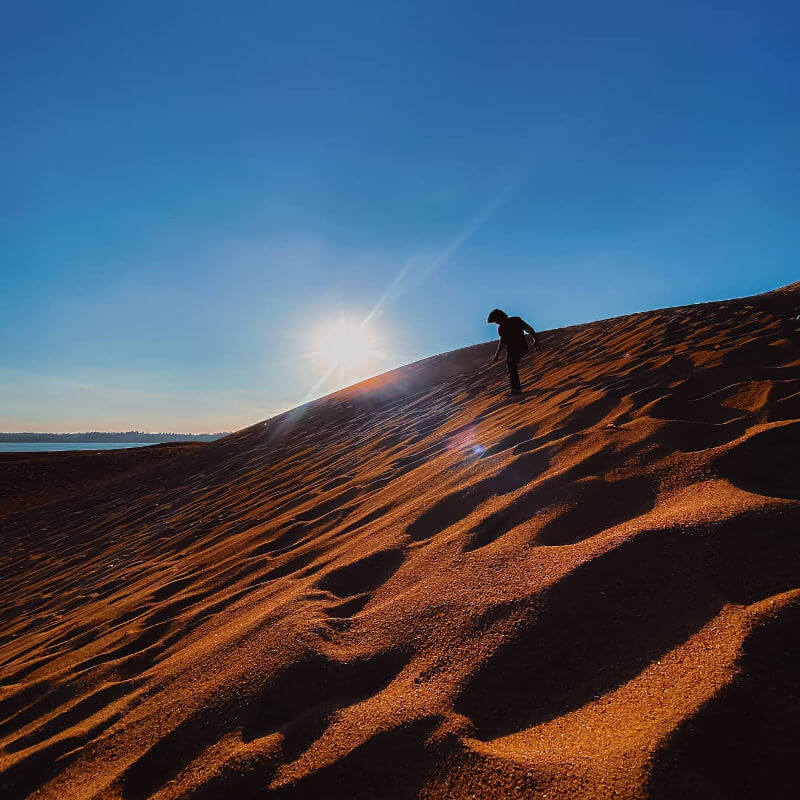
[2,282,800,799]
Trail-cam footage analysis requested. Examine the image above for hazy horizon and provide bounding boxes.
[3,278,794,434]
[3,1,798,433]
[0,430,229,436]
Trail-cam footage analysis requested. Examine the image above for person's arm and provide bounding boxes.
[492,339,506,361]
[522,320,540,350]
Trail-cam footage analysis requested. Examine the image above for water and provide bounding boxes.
[0,442,169,453]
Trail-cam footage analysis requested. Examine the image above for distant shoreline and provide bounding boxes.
[0,431,228,443]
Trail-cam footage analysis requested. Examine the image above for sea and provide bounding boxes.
[0,442,167,453]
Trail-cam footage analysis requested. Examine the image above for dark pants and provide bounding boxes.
[506,345,527,392]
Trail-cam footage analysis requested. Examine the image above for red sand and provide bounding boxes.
[2,283,800,800]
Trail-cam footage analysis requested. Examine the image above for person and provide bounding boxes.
[487,308,540,394]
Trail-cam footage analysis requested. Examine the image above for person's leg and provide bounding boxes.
[507,351,522,392]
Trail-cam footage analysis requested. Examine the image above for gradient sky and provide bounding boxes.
[2,1,798,432]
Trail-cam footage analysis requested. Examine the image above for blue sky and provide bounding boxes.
[2,1,798,432]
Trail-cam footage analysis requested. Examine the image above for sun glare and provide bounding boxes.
[308,315,385,389]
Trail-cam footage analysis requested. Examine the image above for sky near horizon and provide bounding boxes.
[2,1,799,433]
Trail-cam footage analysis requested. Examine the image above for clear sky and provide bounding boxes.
[2,1,798,432]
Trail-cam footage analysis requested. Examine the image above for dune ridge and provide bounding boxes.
[2,282,800,799]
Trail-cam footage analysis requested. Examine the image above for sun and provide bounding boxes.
[308,315,384,386]
[316,319,372,370]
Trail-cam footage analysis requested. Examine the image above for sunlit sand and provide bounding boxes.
[1,282,799,799]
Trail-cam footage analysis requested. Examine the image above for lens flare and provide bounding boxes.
[307,315,385,392]
[314,318,374,371]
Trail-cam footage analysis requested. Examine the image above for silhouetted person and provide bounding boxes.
[488,309,540,394]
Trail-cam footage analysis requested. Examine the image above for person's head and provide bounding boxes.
[487,308,508,324]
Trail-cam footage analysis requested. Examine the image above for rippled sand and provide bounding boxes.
[2,282,799,799]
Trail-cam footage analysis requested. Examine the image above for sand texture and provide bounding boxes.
[2,283,800,799]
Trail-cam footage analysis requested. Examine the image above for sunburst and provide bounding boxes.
[308,315,385,390]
